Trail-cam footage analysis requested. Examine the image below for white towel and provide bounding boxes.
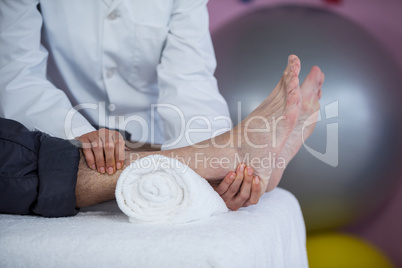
[115,154,228,224]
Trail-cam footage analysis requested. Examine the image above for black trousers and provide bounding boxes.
[0,118,80,217]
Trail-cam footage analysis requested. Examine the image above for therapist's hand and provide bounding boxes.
[211,164,261,211]
[76,129,125,174]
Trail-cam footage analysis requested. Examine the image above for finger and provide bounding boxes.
[80,137,96,170]
[102,132,116,174]
[92,138,106,174]
[209,181,221,190]
[221,163,245,206]
[215,172,236,196]
[113,132,125,170]
[231,166,254,210]
[244,176,261,207]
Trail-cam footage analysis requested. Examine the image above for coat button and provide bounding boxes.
[107,11,120,20]
[106,68,116,78]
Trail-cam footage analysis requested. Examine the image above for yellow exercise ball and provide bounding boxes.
[307,233,394,268]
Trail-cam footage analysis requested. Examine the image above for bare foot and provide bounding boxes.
[217,55,302,194]
[266,66,324,192]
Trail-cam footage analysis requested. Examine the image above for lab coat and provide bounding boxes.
[0,0,231,149]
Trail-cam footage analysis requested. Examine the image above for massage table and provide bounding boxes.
[0,188,308,267]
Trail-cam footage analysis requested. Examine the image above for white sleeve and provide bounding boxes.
[157,0,231,150]
[0,0,95,139]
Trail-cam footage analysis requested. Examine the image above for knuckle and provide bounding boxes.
[116,131,124,139]
[224,176,232,183]
[216,187,224,195]
[91,141,99,147]
[104,142,115,149]
[221,180,230,188]
[240,193,249,200]
[228,188,238,195]
[255,184,261,191]
[84,156,94,163]
[82,146,92,153]
[80,142,92,149]
[92,139,102,147]
[93,146,103,153]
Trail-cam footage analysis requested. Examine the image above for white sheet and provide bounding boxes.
[0,188,308,268]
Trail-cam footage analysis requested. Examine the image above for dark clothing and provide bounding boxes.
[0,118,80,217]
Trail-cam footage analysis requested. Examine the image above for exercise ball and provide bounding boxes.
[307,233,394,268]
[212,6,402,231]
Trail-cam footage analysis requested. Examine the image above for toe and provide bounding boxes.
[306,66,322,83]
[287,86,301,107]
[288,54,299,64]
[311,66,322,80]
[288,74,300,95]
[283,54,300,77]
[301,66,322,95]
[287,55,301,77]
[291,57,301,76]
[319,72,325,91]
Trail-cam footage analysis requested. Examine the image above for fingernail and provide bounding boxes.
[91,164,96,170]
[99,167,105,173]
[247,167,253,176]
[239,163,245,172]
[230,173,236,180]
[254,176,260,184]
[116,162,122,169]
[107,167,114,174]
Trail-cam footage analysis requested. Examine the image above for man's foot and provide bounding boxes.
[266,66,324,191]
[218,55,302,194]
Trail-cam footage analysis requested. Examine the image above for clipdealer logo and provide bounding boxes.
[302,101,339,167]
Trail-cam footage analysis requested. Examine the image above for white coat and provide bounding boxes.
[0,0,231,149]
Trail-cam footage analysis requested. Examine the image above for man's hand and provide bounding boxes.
[76,129,125,174]
[212,163,261,211]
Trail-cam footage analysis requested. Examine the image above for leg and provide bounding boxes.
[76,55,302,206]
[0,118,79,217]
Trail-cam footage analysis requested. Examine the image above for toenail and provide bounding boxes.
[247,167,253,176]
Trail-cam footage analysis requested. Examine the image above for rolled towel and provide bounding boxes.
[115,154,228,224]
